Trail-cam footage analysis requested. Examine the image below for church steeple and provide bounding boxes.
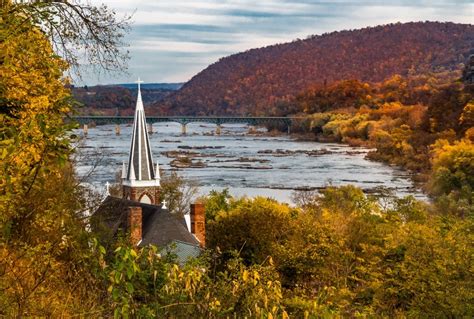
[122,78,161,204]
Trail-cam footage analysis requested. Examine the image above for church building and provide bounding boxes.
[91,80,205,262]
[121,79,161,204]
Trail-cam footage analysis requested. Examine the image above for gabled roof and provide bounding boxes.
[163,241,202,265]
[91,196,200,248]
[141,206,199,247]
[123,79,160,185]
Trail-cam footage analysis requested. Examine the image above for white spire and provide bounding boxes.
[123,77,156,186]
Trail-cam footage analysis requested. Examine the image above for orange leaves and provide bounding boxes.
[156,22,473,116]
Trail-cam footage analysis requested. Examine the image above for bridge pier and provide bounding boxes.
[115,124,120,136]
[83,124,88,136]
[148,123,153,134]
[287,125,291,135]
[181,123,187,135]
[216,124,222,135]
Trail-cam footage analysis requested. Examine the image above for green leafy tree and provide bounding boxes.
[160,171,199,217]
[103,245,288,318]
[207,197,297,265]
[429,138,474,217]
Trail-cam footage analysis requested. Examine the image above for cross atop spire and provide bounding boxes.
[135,77,144,91]
[134,78,144,111]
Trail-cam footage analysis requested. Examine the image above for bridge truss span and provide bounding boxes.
[72,116,295,126]
[71,116,303,135]
[71,116,305,135]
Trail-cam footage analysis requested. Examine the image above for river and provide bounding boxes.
[74,123,424,203]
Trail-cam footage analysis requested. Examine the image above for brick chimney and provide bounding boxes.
[127,206,142,246]
[190,203,206,247]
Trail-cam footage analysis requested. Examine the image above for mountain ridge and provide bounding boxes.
[156,21,473,115]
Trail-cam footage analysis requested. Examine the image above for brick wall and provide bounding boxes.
[190,203,206,247]
[127,206,142,246]
[123,185,160,205]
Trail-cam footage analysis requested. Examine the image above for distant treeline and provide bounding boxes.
[72,83,182,115]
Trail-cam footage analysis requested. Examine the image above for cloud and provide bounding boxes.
[130,24,235,46]
[80,0,473,85]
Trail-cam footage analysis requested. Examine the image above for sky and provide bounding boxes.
[81,0,474,85]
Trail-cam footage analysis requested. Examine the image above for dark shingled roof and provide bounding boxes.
[91,196,200,248]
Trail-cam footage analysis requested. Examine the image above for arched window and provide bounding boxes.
[140,194,152,204]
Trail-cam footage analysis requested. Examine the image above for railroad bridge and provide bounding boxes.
[72,116,301,135]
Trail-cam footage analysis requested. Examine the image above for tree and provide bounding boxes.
[207,197,296,265]
[3,0,130,75]
[460,100,474,132]
[204,186,473,317]
[373,218,473,317]
[423,83,470,134]
[0,5,73,237]
[428,138,474,217]
[160,171,199,217]
[0,2,130,315]
[199,188,235,222]
[101,244,288,318]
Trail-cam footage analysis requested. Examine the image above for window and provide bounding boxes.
[140,194,152,204]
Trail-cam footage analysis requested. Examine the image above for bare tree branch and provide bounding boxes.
[4,0,132,78]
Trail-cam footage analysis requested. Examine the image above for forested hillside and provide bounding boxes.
[160,22,473,115]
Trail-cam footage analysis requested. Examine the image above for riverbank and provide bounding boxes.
[286,129,430,192]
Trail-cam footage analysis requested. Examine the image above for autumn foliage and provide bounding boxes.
[203,188,473,317]
[160,22,473,115]
[1,2,473,317]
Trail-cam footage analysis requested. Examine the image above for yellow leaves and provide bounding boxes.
[208,298,222,312]
[1,13,73,210]
[253,270,260,286]
[429,137,474,200]
[0,242,91,316]
[267,256,274,266]
[321,208,332,221]
[431,138,474,169]
[242,269,249,282]
[459,100,474,126]
[464,127,474,142]
[0,27,68,105]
